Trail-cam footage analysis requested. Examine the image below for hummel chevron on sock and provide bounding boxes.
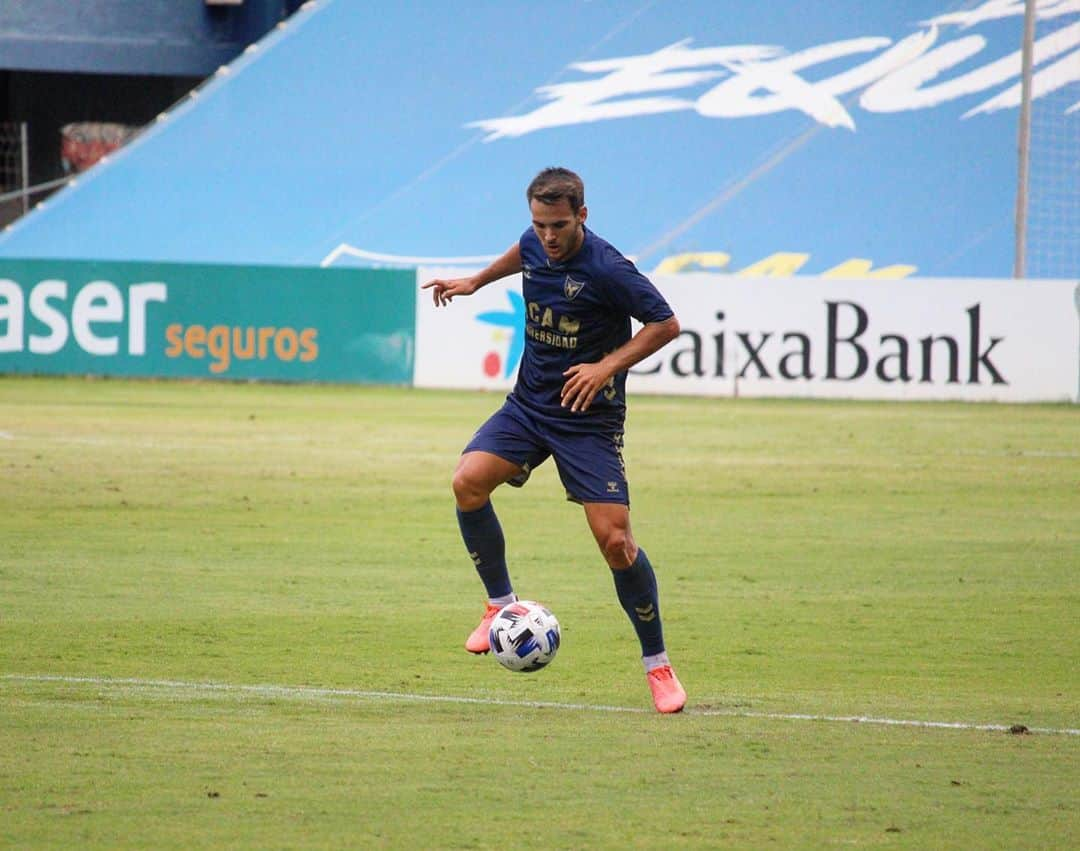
[611,547,665,657]
[456,501,513,599]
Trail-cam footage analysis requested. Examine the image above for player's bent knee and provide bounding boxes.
[451,469,487,510]
[599,530,635,570]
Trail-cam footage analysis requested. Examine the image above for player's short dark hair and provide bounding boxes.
[527,167,585,213]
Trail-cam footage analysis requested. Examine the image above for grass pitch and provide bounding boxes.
[1,376,1077,848]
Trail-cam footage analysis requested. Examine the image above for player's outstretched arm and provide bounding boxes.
[421,243,522,307]
[561,316,681,413]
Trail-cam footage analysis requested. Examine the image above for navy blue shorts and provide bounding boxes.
[464,395,629,505]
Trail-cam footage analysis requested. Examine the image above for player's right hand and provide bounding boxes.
[421,276,478,306]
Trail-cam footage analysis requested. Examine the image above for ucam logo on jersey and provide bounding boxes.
[414,268,1080,403]
[564,277,586,301]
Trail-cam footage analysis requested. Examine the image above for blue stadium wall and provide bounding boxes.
[0,0,1076,279]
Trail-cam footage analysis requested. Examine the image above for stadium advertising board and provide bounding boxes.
[0,259,415,383]
[414,269,1080,403]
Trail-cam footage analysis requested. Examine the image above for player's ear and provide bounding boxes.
[578,205,588,225]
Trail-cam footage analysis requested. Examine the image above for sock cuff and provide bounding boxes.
[612,554,655,598]
[457,500,494,518]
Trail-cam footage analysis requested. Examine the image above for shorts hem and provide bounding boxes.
[566,492,630,507]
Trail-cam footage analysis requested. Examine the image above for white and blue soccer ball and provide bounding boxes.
[489,600,561,672]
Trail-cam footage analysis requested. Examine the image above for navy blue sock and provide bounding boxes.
[611,548,665,657]
[456,501,513,599]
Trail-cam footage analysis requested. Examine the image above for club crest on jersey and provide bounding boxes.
[564,276,586,301]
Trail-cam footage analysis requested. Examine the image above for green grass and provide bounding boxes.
[1,376,1077,849]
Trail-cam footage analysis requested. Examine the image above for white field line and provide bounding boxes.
[4,674,1078,736]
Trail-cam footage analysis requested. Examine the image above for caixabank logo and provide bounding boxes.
[624,278,1080,402]
[474,289,525,380]
[634,301,1008,386]
[455,279,1080,402]
[415,275,1078,401]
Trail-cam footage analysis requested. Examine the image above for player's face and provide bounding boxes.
[530,198,587,264]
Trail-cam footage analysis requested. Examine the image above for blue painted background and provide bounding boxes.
[0,0,1076,278]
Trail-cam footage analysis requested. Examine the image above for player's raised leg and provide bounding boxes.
[453,450,523,653]
[584,501,686,713]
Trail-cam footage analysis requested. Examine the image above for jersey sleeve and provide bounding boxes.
[600,245,674,324]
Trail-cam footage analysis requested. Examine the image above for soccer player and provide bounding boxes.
[421,167,686,713]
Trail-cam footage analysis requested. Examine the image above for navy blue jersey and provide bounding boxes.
[513,226,673,428]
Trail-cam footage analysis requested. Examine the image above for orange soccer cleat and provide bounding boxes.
[647,664,687,714]
[465,603,503,654]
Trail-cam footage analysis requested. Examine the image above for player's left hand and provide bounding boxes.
[561,362,612,413]
[421,276,479,306]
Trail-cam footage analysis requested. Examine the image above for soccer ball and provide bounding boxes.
[488,600,561,672]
